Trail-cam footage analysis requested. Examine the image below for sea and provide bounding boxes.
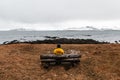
[0,30,120,44]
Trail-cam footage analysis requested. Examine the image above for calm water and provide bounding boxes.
[0,30,120,44]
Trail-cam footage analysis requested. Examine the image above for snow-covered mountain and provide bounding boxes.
[66,26,99,30]
[6,26,120,31]
[8,28,36,31]
[65,26,120,31]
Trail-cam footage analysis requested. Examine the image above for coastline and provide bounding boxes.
[2,38,109,45]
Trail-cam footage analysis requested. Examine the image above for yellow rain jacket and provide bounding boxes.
[53,48,64,55]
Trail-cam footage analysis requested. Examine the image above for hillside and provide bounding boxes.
[0,44,120,80]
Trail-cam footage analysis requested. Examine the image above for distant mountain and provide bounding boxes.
[66,26,99,30]
[6,26,120,31]
[8,28,36,31]
[65,26,120,31]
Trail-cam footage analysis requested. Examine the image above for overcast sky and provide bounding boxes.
[0,0,120,30]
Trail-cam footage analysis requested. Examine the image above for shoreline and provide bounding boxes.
[2,38,109,45]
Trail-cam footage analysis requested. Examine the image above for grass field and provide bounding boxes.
[0,44,120,80]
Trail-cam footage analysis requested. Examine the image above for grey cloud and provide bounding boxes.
[0,0,120,23]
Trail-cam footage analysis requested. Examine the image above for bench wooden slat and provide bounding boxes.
[41,58,80,62]
[40,54,81,59]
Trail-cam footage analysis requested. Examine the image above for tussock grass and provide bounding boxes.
[0,44,119,80]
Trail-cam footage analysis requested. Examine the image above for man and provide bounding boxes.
[53,44,64,55]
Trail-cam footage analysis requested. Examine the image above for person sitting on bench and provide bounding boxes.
[53,44,64,55]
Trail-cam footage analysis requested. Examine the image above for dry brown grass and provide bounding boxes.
[0,44,120,80]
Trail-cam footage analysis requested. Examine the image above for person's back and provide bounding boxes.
[53,44,64,55]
